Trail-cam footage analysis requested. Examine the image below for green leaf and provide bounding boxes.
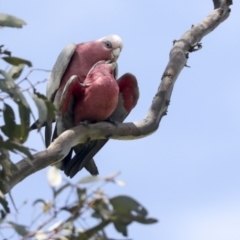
[0,148,16,177]
[1,103,30,143]
[78,219,111,240]
[32,93,48,129]
[91,198,112,220]
[0,70,29,108]
[1,140,33,159]
[110,195,148,218]
[0,71,30,142]
[8,64,24,79]
[2,103,16,139]
[8,221,29,236]
[0,45,11,57]
[61,204,81,214]
[45,100,56,120]
[78,175,103,184]
[32,199,47,207]
[2,56,32,67]
[132,217,158,224]
[53,183,70,198]
[77,188,86,203]
[110,195,157,236]
[113,221,128,237]
[0,191,10,215]
[0,209,7,219]
[18,103,30,143]
[32,91,55,130]
[0,13,26,28]
[1,124,28,143]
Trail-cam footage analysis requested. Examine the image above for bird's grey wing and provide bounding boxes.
[46,43,76,101]
[44,43,76,147]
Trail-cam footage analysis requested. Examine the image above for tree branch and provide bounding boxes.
[2,0,232,194]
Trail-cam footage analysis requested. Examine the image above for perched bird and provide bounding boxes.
[45,34,123,147]
[32,34,139,177]
[60,70,139,178]
[31,35,123,175]
[57,60,119,135]
[55,60,119,176]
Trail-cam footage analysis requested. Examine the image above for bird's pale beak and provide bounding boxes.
[110,62,117,70]
[106,61,117,71]
[112,47,121,60]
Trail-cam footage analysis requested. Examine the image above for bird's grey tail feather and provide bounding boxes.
[61,139,108,178]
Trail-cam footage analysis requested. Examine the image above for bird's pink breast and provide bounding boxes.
[73,76,119,124]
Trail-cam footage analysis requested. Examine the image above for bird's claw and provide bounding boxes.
[105,118,119,126]
[80,120,91,127]
[80,82,91,88]
[84,137,91,145]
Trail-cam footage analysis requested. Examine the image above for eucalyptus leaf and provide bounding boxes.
[78,175,103,184]
[113,221,128,237]
[8,221,29,236]
[0,209,6,219]
[2,103,16,139]
[110,195,157,236]
[110,195,148,218]
[1,124,28,143]
[32,93,48,129]
[1,103,30,143]
[18,103,30,143]
[2,56,32,67]
[0,70,29,108]
[0,45,11,57]
[32,199,47,207]
[0,150,16,177]
[0,13,26,28]
[91,198,112,220]
[53,183,70,198]
[32,91,55,130]
[76,188,86,203]
[2,140,33,159]
[8,64,24,79]
[132,217,158,224]
[0,191,10,215]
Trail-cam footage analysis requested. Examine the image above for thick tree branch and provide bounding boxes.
[2,0,232,194]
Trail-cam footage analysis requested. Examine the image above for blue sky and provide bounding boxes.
[1,1,240,239]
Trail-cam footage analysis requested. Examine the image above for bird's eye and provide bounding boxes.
[105,41,112,49]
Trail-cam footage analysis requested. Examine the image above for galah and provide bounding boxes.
[45,34,123,148]
[54,60,119,177]
[59,69,139,178]
[57,60,119,134]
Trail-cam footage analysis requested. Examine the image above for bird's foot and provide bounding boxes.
[80,82,91,88]
[84,137,91,145]
[105,118,119,126]
[80,120,91,127]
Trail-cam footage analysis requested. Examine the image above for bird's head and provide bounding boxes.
[96,34,123,61]
[86,60,117,79]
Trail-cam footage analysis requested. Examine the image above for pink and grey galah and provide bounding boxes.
[60,61,119,122]
[45,34,139,177]
[46,34,123,146]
